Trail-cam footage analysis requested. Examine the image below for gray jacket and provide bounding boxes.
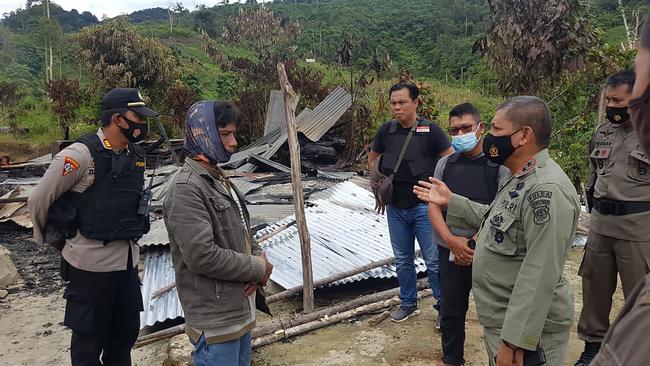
[163,158,266,330]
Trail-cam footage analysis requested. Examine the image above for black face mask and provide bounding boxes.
[482,129,523,165]
[118,115,148,143]
[606,106,630,125]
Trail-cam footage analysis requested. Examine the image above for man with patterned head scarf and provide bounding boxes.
[163,100,274,366]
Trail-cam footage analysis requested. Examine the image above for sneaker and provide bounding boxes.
[574,342,601,366]
[391,306,420,323]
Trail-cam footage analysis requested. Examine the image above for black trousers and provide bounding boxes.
[62,255,143,366]
[438,246,473,366]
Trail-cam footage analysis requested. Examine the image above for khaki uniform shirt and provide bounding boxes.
[447,149,580,350]
[591,273,650,365]
[28,128,139,272]
[590,121,650,241]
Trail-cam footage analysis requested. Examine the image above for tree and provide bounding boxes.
[168,2,186,37]
[74,17,177,101]
[0,82,20,114]
[161,80,197,130]
[46,77,81,140]
[222,4,300,61]
[474,0,596,95]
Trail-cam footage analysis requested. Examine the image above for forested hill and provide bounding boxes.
[189,0,490,78]
[2,0,643,81]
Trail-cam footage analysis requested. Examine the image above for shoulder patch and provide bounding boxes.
[62,156,80,176]
[527,190,552,225]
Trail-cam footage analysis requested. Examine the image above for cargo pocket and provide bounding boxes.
[63,286,95,334]
[626,149,650,182]
[484,211,518,256]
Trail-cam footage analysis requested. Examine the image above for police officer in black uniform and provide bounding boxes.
[28,88,158,365]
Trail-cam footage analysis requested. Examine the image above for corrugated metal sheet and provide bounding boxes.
[255,181,426,289]
[298,86,352,142]
[230,178,265,196]
[139,219,168,247]
[140,247,183,328]
[572,234,587,247]
[263,90,300,136]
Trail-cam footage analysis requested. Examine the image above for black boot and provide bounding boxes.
[574,342,601,366]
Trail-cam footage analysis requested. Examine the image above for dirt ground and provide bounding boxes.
[0,224,624,366]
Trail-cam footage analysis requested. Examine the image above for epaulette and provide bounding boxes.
[176,170,191,184]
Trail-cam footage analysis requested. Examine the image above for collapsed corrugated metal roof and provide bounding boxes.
[223,87,351,172]
[139,180,428,328]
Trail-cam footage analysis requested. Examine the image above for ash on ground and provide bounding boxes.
[0,222,64,295]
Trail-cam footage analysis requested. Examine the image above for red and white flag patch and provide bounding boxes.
[416,125,430,133]
[62,156,80,176]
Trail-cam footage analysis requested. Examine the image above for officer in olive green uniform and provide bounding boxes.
[575,70,650,366]
[415,96,579,366]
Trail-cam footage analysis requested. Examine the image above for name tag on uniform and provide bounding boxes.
[590,147,611,159]
[416,126,430,133]
[630,149,650,164]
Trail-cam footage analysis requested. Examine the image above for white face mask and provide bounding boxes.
[451,125,480,152]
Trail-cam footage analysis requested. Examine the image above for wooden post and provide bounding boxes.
[276,62,315,313]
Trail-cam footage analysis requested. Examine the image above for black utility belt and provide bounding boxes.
[593,198,650,216]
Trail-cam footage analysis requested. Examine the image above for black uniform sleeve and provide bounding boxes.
[371,123,389,153]
[429,124,451,154]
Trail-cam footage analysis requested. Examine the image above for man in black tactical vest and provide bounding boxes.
[369,82,453,323]
[28,88,158,366]
[428,103,510,366]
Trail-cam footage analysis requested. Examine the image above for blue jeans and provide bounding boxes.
[387,203,441,308]
[191,331,252,366]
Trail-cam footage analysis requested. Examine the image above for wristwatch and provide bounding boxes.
[467,238,476,250]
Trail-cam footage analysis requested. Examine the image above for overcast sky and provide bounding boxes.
[0,1,259,19]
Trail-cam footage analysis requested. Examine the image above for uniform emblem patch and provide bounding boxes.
[516,181,525,191]
[527,191,552,225]
[416,126,430,133]
[495,231,504,244]
[62,156,79,176]
[490,213,504,228]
